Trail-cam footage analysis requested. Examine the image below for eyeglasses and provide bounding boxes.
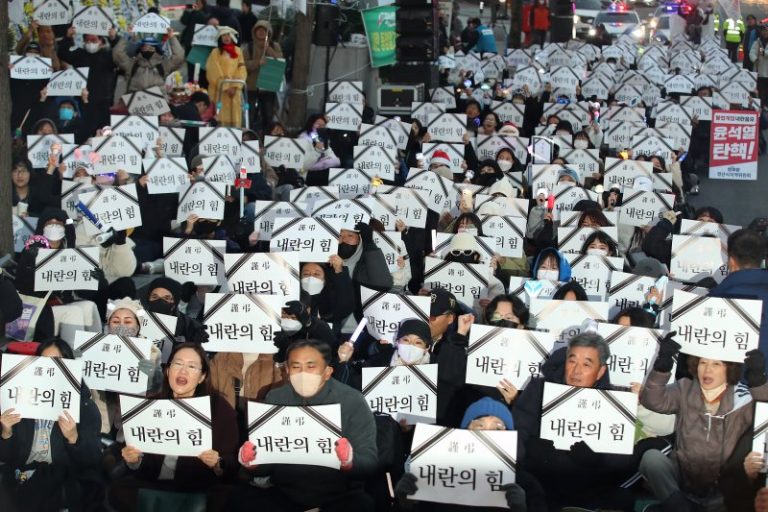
[449,249,474,257]
[169,361,203,373]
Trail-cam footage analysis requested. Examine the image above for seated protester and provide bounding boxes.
[513,333,637,512]
[530,246,571,282]
[30,91,90,144]
[142,277,208,344]
[12,157,61,217]
[649,154,684,198]
[233,340,378,511]
[113,30,185,92]
[473,159,505,187]
[395,397,534,512]
[530,168,582,250]
[708,229,768,353]
[495,147,526,175]
[484,294,529,330]
[643,206,724,266]
[478,111,501,135]
[639,338,768,511]
[551,281,588,301]
[337,222,394,334]
[179,213,241,252]
[611,306,656,328]
[300,261,355,336]
[0,339,102,512]
[334,319,433,390]
[275,299,338,361]
[110,343,238,512]
[580,230,619,257]
[578,208,612,228]
[442,232,506,316]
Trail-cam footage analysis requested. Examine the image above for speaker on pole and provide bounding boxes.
[313,4,340,46]
[549,0,574,42]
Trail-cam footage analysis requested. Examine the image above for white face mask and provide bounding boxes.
[43,224,65,241]
[84,42,100,54]
[587,248,609,257]
[497,160,513,172]
[397,343,426,364]
[459,226,478,236]
[290,371,325,398]
[573,139,589,149]
[74,176,92,184]
[280,318,303,334]
[301,276,325,295]
[537,269,560,281]
[556,131,570,136]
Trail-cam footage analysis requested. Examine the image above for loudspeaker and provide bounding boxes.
[550,15,574,42]
[395,0,439,62]
[550,0,573,16]
[313,4,340,46]
[380,63,439,87]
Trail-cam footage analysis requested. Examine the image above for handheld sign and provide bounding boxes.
[670,234,727,283]
[132,12,171,33]
[33,0,73,25]
[12,215,38,254]
[198,127,242,159]
[78,184,142,235]
[670,290,761,363]
[26,133,74,169]
[10,55,53,80]
[426,113,467,143]
[251,201,307,241]
[0,354,82,421]
[90,135,143,175]
[327,81,364,104]
[74,331,152,394]
[540,382,637,454]
[202,293,283,353]
[606,271,658,319]
[409,424,518,508]
[143,157,189,194]
[71,6,114,36]
[324,103,363,131]
[120,395,213,457]
[361,286,431,343]
[163,237,226,287]
[595,324,668,387]
[224,252,300,298]
[466,324,556,390]
[192,24,218,46]
[529,299,610,344]
[35,247,99,292]
[423,256,490,306]
[263,136,307,168]
[362,364,438,424]
[138,312,178,364]
[270,217,341,262]
[176,180,227,223]
[247,403,342,469]
[121,87,170,116]
[47,67,89,96]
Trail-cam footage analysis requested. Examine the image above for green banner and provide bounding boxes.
[362,5,397,68]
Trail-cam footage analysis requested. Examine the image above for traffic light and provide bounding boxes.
[395,0,439,62]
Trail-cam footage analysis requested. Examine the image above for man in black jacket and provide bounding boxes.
[513,332,637,512]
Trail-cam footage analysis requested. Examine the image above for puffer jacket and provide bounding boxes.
[243,20,283,91]
[641,369,768,495]
[113,36,185,92]
[208,352,285,410]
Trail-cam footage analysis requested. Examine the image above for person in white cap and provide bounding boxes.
[443,232,506,316]
[205,25,247,126]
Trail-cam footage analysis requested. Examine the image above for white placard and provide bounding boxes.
[508,277,561,305]
[752,402,768,455]
[202,155,238,185]
[372,231,408,273]
[433,233,498,266]
[90,135,143,174]
[224,252,300,299]
[290,186,340,211]
[352,145,397,181]
[670,289,761,362]
[143,157,189,194]
[74,331,151,394]
[263,136,307,169]
[324,103,363,131]
[477,215,525,258]
[33,0,72,25]
[422,143,465,170]
[566,254,623,300]
[361,286,431,343]
[122,86,170,116]
[241,140,262,174]
[466,324,556,389]
[312,199,372,230]
[34,247,100,292]
[603,158,653,189]
[540,382,637,454]
[176,180,227,223]
[121,395,213,457]
[358,124,399,153]
[376,189,430,229]
[606,271,657,319]
[679,219,740,246]
[203,293,283,353]
[247,403,341,469]
[138,312,178,363]
[163,237,226,287]
[159,126,186,157]
[198,127,242,159]
[47,67,88,96]
[10,55,53,80]
[490,101,526,127]
[12,215,37,254]
[404,168,457,213]
[430,86,458,109]
[132,12,171,33]
[71,6,114,36]
[529,299,609,343]
[79,184,142,234]
[110,114,160,148]
[410,424,517,508]
[595,324,667,387]
[26,133,74,169]
[423,256,490,306]
[251,201,307,241]
[60,144,92,177]
[426,113,467,143]
[618,190,675,228]
[270,217,341,262]
[328,81,364,104]
[475,135,529,165]
[0,354,82,421]
[557,226,619,254]
[192,23,219,46]
[670,234,727,283]
[363,364,437,424]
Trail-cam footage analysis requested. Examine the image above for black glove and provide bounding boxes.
[653,331,680,373]
[180,282,197,303]
[526,438,555,462]
[354,221,375,248]
[745,349,767,388]
[500,483,526,512]
[569,441,602,467]
[189,327,209,344]
[90,267,106,282]
[394,472,418,506]
[112,230,127,245]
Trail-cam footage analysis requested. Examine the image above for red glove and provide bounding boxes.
[335,437,353,470]
[238,440,256,466]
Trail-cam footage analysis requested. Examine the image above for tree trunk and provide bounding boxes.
[0,0,13,256]
[509,0,523,48]
[285,8,312,132]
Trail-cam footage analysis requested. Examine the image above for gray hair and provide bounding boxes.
[567,332,610,365]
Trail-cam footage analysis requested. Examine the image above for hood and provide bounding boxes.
[709,269,768,302]
[541,346,613,389]
[35,208,70,235]
[145,276,183,305]
[531,247,572,281]
[29,117,59,136]
[252,20,273,40]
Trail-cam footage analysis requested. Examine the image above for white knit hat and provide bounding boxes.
[217,26,239,43]
[107,297,145,320]
[449,232,479,253]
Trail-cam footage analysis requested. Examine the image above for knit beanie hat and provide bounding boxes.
[460,397,514,430]
[396,319,433,347]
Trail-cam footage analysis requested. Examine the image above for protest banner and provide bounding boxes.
[595,324,668,387]
[423,257,490,306]
[224,252,300,298]
[270,217,341,262]
[363,364,438,424]
[709,110,759,180]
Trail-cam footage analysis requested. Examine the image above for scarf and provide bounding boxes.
[701,382,727,404]
[222,43,238,59]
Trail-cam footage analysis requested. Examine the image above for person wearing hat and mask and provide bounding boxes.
[443,232,506,316]
[334,318,434,390]
[206,26,247,127]
[429,149,454,176]
[244,20,283,129]
[642,206,724,267]
[142,276,209,345]
[473,159,505,187]
[298,261,355,337]
[233,339,378,511]
[275,299,338,362]
[113,27,184,92]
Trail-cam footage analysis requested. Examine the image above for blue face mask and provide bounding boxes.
[59,107,74,122]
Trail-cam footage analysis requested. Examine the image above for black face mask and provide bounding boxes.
[475,173,499,187]
[147,299,176,316]
[194,221,218,236]
[337,242,357,259]
[490,319,519,329]
[140,50,155,60]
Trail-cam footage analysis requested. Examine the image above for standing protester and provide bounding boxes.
[723,17,745,63]
[113,28,185,92]
[531,0,550,49]
[206,26,247,127]
[244,20,284,130]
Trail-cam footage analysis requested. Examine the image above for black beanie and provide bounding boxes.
[147,277,182,304]
[396,319,433,347]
